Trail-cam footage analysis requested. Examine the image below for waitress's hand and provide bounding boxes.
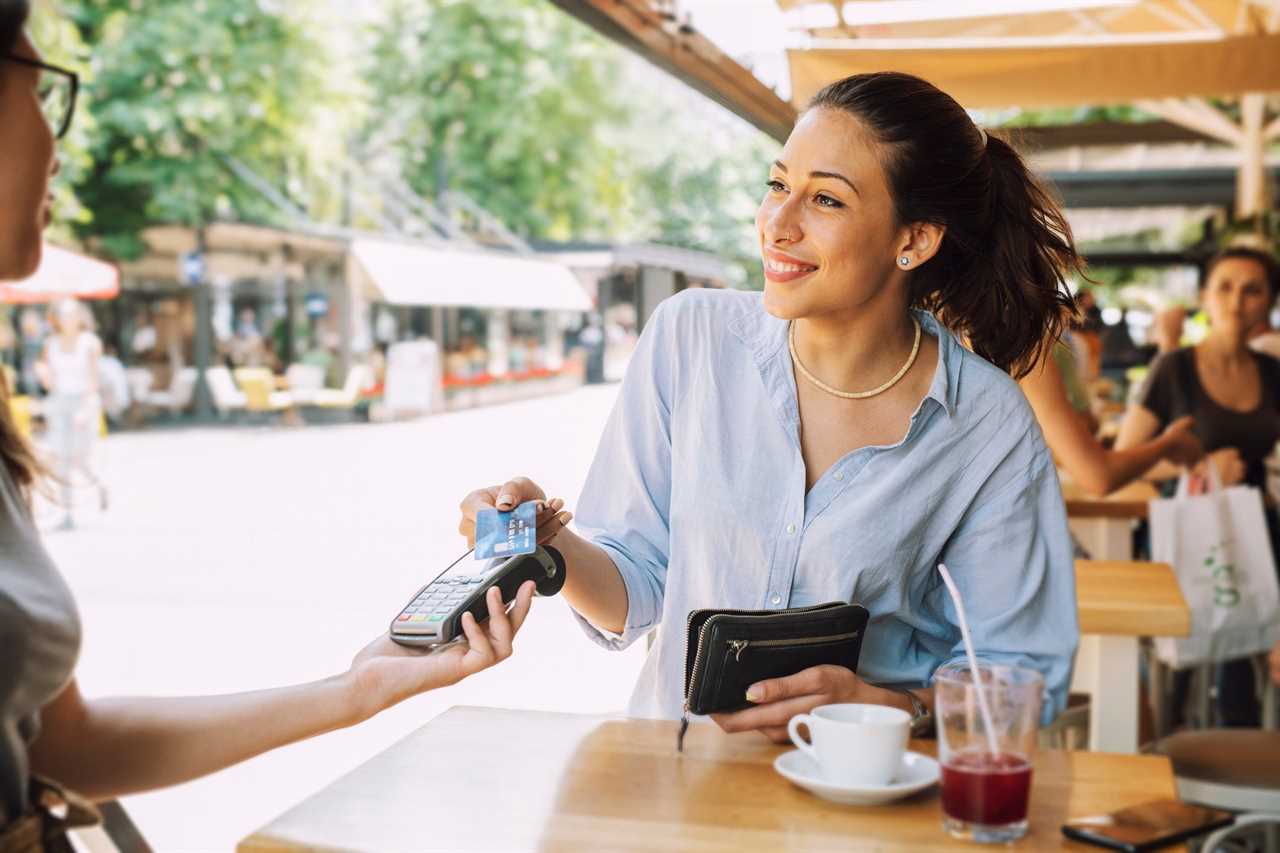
[346,582,536,721]
[458,476,572,548]
[1158,416,1203,467]
[710,665,870,743]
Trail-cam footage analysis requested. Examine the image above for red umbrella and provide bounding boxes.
[0,243,119,304]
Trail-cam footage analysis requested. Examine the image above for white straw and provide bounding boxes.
[937,563,1000,757]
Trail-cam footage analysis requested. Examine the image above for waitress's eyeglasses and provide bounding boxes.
[2,55,79,140]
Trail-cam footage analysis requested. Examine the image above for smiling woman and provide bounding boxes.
[458,71,1083,743]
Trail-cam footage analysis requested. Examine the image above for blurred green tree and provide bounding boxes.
[59,0,332,259]
[363,0,629,242]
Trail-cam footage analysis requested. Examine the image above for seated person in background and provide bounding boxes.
[1019,340,1203,498]
[1116,246,1280,727]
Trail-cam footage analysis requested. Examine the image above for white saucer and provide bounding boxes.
[774,749,940,806]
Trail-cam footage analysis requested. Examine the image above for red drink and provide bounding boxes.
[940,751,1032,826]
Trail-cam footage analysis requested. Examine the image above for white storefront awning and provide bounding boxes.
[350,238,592,312]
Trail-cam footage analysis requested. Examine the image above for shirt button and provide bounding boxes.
[771,594,782,605]
[834,472,844,481]
[786,523,797,535]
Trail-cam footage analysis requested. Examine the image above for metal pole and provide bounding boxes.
[192,225,214,420]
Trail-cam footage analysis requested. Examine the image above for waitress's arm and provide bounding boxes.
[28,584,533,801]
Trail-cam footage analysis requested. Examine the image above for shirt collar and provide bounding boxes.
[728,297,960,419]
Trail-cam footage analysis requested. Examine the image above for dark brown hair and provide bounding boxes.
[1201,246,1280,302]
[0,0,47,502]
[809,72,1081,378]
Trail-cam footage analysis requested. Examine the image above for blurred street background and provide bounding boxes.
[45,384,641,852]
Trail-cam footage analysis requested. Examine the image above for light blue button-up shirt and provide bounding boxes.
[573,289,1077,724]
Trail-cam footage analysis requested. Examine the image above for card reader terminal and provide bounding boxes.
[389,545,566,647]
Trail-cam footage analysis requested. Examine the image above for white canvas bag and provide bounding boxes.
[1151,470,1280,667]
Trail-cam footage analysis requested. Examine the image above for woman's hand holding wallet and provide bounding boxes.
[711,666,918,743]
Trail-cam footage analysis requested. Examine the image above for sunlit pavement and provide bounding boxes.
[43,384,647,852]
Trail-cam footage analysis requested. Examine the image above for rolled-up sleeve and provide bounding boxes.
[571,299,680,650]
[933,446,1079,724]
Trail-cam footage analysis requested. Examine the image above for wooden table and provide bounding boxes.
[1062,478,1158,558]
[239,706,1180,853]
[1074,560,1190,753]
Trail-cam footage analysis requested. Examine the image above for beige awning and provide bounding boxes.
[788,32,1280,109]
[349,239,592,312]
[780,0,1280,109]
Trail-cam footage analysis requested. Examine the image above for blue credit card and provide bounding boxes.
[475,501,537,560]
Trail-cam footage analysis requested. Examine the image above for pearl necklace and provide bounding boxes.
[789,317,922,400]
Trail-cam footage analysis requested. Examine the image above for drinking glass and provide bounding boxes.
[934,662,1043,843]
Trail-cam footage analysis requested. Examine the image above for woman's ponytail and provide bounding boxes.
[810,73,1082,378]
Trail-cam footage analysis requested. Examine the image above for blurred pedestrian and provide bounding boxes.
[36,298,107,528]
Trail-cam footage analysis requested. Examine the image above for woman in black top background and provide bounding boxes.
[1120,247,1280,492]
[1116,245,1280,727]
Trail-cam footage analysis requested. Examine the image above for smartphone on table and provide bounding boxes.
[1062,799,1233,851]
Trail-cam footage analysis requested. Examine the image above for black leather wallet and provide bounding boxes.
[677,601,869,750]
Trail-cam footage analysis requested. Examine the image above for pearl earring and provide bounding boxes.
[899,256,910,267]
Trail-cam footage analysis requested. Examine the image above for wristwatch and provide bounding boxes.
[877,683,935,738]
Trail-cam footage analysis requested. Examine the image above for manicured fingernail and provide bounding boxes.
[551,498,564,510]
[497,494,515,507]
[560,512,573,525]
[745,687,761,702]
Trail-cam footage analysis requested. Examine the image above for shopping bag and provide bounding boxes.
[1151,470,1280,668]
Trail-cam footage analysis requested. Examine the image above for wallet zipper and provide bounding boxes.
[677,601,849,752]
[726,630,862,662]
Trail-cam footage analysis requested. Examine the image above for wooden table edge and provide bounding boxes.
[1075,560,1191,637]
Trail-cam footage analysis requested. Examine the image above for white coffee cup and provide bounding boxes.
[787,703,911,787]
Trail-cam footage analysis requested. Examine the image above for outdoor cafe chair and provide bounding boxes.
[139,367,197,416]
[284,363,325,406]
[313,364,370,409]
[204,366,247,417]
[232,367,294,412]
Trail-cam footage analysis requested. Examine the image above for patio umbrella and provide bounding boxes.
[0,243,120,304]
